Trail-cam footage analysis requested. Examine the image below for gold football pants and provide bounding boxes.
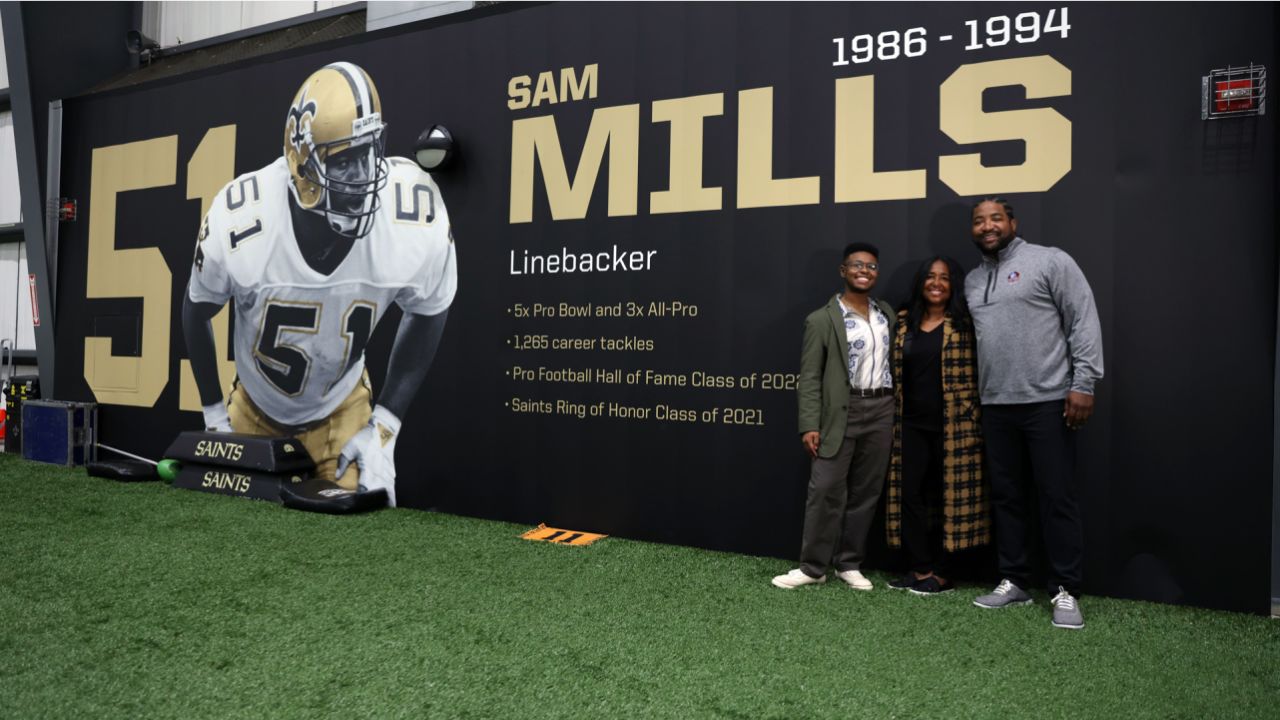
[227,375,373,489]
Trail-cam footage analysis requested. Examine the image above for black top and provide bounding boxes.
[902,324,944,431]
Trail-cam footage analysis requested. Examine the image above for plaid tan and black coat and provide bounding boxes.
[885,310,991,552]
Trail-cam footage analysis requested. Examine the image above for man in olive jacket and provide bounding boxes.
[773,242,896,590]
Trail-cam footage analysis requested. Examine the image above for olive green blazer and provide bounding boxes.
[797,294,896,458]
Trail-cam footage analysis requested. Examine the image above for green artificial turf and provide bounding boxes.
[1,453,1276,719]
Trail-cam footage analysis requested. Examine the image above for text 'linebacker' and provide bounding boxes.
[183,62,458,506]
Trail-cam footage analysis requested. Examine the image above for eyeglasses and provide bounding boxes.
[843,261,879,272]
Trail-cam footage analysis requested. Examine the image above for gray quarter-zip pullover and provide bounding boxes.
[963,237,1103,404]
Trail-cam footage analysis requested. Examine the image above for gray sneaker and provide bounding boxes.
[973,579,1033,609]
[1051,586,1084,629]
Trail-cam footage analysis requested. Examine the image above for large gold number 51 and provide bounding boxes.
[83,127,237,409]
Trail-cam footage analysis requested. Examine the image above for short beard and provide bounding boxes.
[977,232,1015,256]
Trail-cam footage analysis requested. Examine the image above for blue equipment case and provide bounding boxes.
[21,400,98,467]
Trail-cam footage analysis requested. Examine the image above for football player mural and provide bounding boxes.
[182,62,457,507]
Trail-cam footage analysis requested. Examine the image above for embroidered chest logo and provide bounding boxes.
[1006,271,1021,284]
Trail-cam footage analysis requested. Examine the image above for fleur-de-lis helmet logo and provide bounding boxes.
[287,88,318,154]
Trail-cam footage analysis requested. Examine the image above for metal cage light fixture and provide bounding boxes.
[1201,64,1266,119]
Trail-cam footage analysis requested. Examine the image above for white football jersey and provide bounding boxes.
[189,156,457,426]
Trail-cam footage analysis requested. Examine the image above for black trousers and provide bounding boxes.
[981,400,1082,596]
[900,424,947,575]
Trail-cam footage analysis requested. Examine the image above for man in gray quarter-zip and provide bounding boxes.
[964,198,1103,630]
[772,242,896,591]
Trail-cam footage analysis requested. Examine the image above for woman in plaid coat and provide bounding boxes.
[885,256,990,594]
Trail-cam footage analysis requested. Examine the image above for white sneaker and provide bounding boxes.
[771,568,826,589]
[835,569,873,591]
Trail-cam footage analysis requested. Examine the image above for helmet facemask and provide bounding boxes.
[300,125,389,239]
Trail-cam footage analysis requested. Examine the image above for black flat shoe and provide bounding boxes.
[908,576,955,595]
[888,573,920,591]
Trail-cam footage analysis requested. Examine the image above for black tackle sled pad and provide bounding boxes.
[86,460,156,482]
[280,478,387,515]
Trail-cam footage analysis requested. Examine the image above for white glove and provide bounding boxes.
[202,402,232,433]
[336,405,401,507]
